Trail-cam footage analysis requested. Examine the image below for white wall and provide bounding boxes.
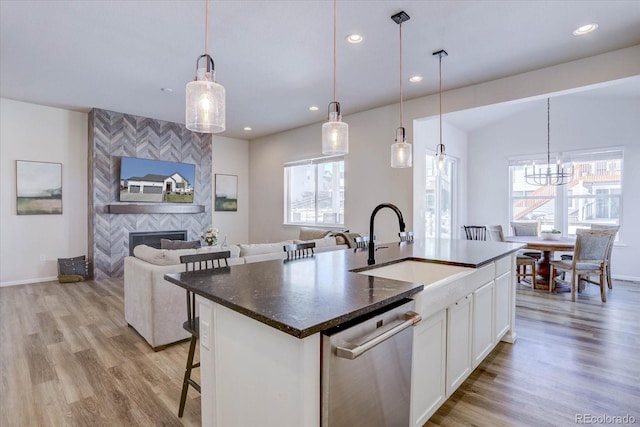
[248,102,414,244]
[467,95,640,280]
[212,135,249,245]
[249,45,640,246]
[0,98,88,286]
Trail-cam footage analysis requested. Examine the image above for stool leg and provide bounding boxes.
[179,335,198,417]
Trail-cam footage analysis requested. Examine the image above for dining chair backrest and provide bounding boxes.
[180,251,230,272]
[463,225,487,241]
[283,242,315,260]
[511,220,540,236]
[573,229,616,264]
[486,225,505,242]
[354,236,370,248]
[399,231,414,242]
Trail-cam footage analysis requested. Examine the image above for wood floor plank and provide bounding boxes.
[2,277,640,426]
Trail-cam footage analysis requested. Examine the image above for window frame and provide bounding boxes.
[508,147,623,239]
[283,155,345,227]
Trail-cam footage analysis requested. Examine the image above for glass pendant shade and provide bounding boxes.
[391,127,412,168]
[186,56,226,133]
[322,106,349,155]
[436,144,446,172]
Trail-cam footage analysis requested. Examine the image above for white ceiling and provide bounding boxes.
[1,1,639,139]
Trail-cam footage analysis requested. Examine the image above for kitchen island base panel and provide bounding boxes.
[198,298,320,427]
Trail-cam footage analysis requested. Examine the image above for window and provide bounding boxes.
[509,148,623,236]
[425,154,456,239]
[284,156,344,226]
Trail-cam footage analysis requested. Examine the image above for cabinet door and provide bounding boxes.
[446,294,472,396]
[411,310,446,427]
[494,271,511,342]
[472,280,495,368]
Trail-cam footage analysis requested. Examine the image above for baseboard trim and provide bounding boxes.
[0,276,58,287]
[612,274,640,283]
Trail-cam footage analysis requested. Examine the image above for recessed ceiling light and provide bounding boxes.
[346,34,363,44]
[409,75,423,83]
[309,106,319,111]
[160,87,173,92]
[573,23,598,36]
[243,126,252,131]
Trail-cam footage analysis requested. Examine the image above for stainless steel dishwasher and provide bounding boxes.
[321,299,421,427]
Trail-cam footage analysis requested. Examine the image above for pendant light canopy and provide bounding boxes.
[186,0,225,134]
[433,49,448,172]
[391,11,412,168]
[524,98,572,186]
[322,0,349,155]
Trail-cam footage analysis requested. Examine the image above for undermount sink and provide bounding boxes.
[355,260,474,287]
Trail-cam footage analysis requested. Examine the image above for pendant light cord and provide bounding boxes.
[439,54,443,146]
[547,98,551,167]
[333,0,337,103]
[399,22,404,127]
[205,0,209,55]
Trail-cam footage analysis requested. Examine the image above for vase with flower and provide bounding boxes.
[199,227,219,246]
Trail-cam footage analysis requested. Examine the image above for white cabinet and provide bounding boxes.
[445,294,472,396]
[411,310,446,427]
[472,280,495,368]
[494,271,511,342]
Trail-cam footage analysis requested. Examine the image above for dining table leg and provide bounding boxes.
[534,250,552,290]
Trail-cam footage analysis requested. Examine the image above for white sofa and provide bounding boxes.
[124,233,348,350]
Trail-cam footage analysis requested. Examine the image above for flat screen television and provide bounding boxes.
[119,157,196,203]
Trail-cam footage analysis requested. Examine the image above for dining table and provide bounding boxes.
[504,235,576,291]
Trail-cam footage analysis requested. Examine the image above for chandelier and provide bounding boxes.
[524,98,572,186]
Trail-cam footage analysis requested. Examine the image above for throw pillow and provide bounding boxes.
[298,227,331,241]
[341,233,362,248]
[160,239,201,250]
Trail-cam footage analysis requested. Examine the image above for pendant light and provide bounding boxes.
[390,11,412,168]
[524,98,572,186]
[186,0,225,133]
[433,49,448,172]
[322,0,349,155]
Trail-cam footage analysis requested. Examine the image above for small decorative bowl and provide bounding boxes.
[540,232,561,241]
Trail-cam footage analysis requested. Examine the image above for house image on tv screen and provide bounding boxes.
[119,157,195,203]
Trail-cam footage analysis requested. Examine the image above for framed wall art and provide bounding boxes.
[16,160,63,215]
[215,174,237,212]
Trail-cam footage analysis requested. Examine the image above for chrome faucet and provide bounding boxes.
[368,203,406,265]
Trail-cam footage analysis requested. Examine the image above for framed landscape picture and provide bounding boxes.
[215,174,237,212]
[16,160,62,215]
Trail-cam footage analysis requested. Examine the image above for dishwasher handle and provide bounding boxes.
[335,311,421,360]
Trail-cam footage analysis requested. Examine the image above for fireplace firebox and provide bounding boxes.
[129,230,188,255]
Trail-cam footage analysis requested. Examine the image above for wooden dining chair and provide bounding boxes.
[488,225,537,288]
[510,220,542,260]
[550,229,616,302]
[283,242,315,260]
[177,251,230,417]
[463,225,487,241]
[398,231,414,242]
[589,224,619,289]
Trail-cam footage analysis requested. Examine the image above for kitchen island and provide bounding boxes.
[165,238,524,427]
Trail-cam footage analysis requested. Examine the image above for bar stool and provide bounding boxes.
[283,242,315,260]
[177,251,230,417]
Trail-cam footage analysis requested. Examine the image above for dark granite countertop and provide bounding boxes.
[164,238,523,339]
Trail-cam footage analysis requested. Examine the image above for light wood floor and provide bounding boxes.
[1,278,639,426]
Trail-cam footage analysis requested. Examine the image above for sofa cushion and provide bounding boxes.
[160,238,201,250]
[299,227,332,241]
[295,236,337,248]
[239,240,294,257]
[198,244,241,258]
[133,244,197,266]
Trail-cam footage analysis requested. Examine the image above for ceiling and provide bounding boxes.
[1,1,639,139]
